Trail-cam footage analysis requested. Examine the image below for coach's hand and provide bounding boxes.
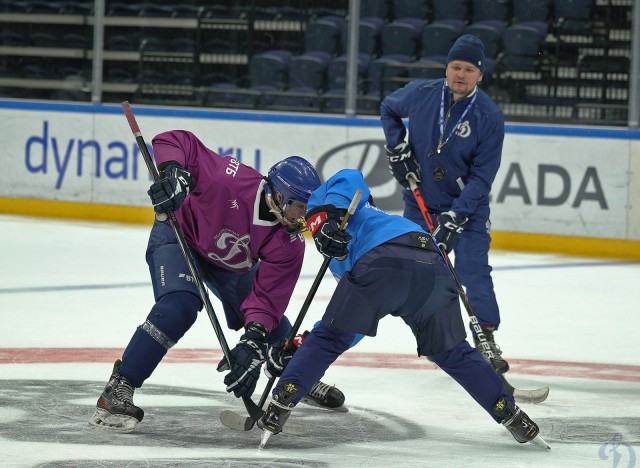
[385,142,421,189]
[432,211,467,253]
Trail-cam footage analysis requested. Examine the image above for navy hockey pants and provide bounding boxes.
[277,234,511,421]
[404,206,501,329]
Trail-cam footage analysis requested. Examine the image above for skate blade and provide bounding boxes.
[530,434,551,450]
[88,408,139,433]
[299,396,349,413]
[258,429,272,450]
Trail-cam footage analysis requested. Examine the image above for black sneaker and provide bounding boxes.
[474,325,510,373]
[493,396,539,443]
[258,381,301,434]
[300,381,347,412]
[88,359,144,432]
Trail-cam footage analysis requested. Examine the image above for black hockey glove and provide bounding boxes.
[217,322,268,398]
[147,162,195,214]
[264,331,308,379]
[385,142,421,189]
[432,211,468,253]
[305,205,352,260]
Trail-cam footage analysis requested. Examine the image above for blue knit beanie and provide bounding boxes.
[446,34,485,72]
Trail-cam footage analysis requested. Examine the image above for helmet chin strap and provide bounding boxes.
[265,192,304,234]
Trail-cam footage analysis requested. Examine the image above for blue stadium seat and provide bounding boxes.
[265,87,322,112]
[471,0,511,24]
[106,3,140,17]
[499,24,546,71]
[249,50,292,90]
[139,36,168,53]
[360,0,390,20]
[327,53,371,90]
[106,34,135,51]
[170,37,196,53]
[26,1,63,14]
[106,66,136,83]
[420,20,465,59]
[553,0,596,35]
[367,55,412,95]
[393,0,430,21]
[380,18,425,58]
[320,88,384,115]
[139,4,173,17]
[432,0,470,22]
[31,32,60,48]
[0,30,30,47]
[408,57,446,80]
[512,0,551,24]
[305,16,344,55]
[354,17,385,56]
[203,83,261,109]
[0,1,29,13]
[288,51,331,91]
[62,32,90,49]
[464,22,504,59]
[60,1,93,15]
[170,4,200,18]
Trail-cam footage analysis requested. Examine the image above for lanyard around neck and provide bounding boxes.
[432,81,477,155]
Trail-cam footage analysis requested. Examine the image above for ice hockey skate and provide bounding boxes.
[257,381,302,448]
[88,359,144,433]
[300,380,348,412]
[475,325,510,373]
[493,396,550,450]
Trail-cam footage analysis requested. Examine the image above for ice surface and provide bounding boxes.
[1,215,638,467]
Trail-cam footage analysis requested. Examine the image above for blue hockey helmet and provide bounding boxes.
[265,156,321,233]
[266,156,320,204]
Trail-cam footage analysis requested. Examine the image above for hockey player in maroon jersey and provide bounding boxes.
[89,130,343,432]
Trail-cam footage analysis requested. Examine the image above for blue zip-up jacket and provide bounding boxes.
[307,169,430,281]
[380,78,504,221]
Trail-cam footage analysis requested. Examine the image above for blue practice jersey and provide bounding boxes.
[308,169,428,281]
[380,78,504,221]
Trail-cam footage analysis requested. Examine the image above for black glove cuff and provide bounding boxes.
[306,204,346,221]
[158,160,182,177]
[244,322,269,341]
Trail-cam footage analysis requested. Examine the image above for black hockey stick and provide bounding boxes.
[220,188,364,433]
[121,101,264,419]
[407,174,549,404]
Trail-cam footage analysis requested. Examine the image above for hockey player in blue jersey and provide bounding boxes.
[381,34,509,373]
[257,169,548,449]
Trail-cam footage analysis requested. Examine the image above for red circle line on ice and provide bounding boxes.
[1,348,638,383]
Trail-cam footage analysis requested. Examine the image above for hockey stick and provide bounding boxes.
[220,188,364,434]
[121,101,264,419]
[406,174,549,404]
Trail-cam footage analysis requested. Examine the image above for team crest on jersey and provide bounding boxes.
[456,121,471,138]
[208,229,254,270]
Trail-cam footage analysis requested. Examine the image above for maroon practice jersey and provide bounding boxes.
[152,130,305,331]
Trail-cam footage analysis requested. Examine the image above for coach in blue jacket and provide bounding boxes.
[380,34,508,373]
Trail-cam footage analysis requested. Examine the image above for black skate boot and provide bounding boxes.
[493,396,549,449]
[88,359,144,433]
[300,380,347,412]
[258,381,301,435]
[474,325,510,373]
